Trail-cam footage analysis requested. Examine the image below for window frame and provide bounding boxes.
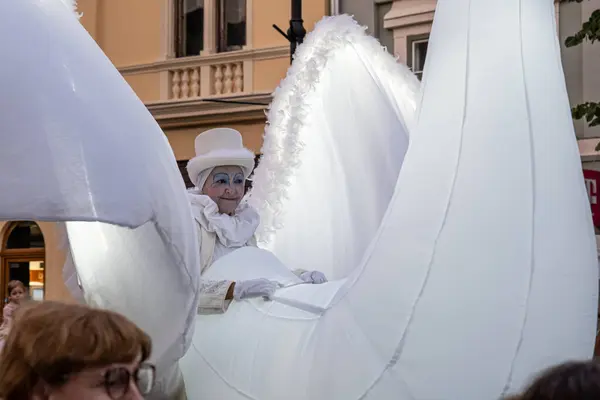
[1,221,46,306]
[173,0,249,58]
[216,0,247,52]
[406,34,430,80]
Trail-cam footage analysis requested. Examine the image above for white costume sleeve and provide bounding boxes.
[197,280,232,314]
[195,220,234,314]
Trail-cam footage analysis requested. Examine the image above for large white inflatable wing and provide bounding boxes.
[183,2,597,399]
[0,0,199,394]
[249,15,420,279]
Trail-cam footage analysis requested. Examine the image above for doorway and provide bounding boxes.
[1,221,45,307]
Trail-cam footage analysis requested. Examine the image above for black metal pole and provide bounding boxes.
[291,0,302,19]
[287,0,306,64]
[272,0,306,64]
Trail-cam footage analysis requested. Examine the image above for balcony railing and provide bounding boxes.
[117,46,288,127]
[118,46,288,102]
[171,61,244,99]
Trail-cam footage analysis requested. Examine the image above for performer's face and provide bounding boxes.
[202,166,245,215]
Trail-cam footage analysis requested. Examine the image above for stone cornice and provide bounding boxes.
[147,92,272,129]
[119,46,289,75]
[384,0,436,30]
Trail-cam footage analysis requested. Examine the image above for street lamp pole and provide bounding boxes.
[272,0,306,64]
[288,0,306,64]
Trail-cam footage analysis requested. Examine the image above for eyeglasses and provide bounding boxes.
[103,362,155,399]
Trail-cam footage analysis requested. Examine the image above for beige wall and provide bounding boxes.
[123,72,163,103]
[253,58,291,92]
[252,0,330,48]
[79,0,164,67]
[79,0,329,65]
[0,222,72,303]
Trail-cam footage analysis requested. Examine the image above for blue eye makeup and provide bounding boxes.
[233,173,244,185]
[212,173,230,186]
[211,172,245,187]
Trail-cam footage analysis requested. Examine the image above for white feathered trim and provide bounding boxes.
[60,0,82,19]
[248,14,420,244]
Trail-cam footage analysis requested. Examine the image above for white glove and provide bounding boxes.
[233,278,279,300]
[299,271,328,284]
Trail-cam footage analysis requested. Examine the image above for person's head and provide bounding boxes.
[0,301,153,400]
[516,360,600,400]
[7,280,26,305]
[200,165,245,214]
[186,128,255,213]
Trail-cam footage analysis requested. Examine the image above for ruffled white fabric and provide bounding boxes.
[188,190,261,314]
[188,190,259,250]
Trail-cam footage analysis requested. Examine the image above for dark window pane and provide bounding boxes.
[5,222,44,249]
[185,0,204,56]
[414,41,428,72]
[407,35,429,81]
[219,0,246,52]
[8,262,30,289]
[176,0,204,57]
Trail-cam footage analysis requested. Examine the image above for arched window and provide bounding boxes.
[1,221,46,305]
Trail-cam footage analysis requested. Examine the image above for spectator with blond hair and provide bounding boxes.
[0,301,155,400]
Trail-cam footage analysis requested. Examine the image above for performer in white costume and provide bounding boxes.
[186,127,327,313]
[0,1,597,400]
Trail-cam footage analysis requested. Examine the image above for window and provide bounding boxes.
[175,0,205,57]
[175,0,246,57]
[217,0,246,52]
[5,221,44,249]
[1,221,46,304]
[407,35,429,80]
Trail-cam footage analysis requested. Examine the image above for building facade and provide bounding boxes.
[0,0,330,304]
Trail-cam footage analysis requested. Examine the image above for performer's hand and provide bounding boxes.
[299,271,328,284]
[233,278,278,300]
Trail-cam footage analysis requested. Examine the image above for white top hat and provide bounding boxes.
[186,128,256,187]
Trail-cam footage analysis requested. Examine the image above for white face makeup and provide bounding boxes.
[202,166,245,214]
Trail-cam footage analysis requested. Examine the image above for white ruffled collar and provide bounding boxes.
[188,189,259,248]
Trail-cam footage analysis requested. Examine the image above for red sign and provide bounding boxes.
[583,169,600,228]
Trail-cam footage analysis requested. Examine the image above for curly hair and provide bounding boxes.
[517,360,600,400]
[0,301,151,400]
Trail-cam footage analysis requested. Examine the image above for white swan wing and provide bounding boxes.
[248,15,420,279]
[0,0,200,390]
[340,0,598,398]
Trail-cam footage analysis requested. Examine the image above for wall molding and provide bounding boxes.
[119,45,289,75]
[147,92,272,129]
